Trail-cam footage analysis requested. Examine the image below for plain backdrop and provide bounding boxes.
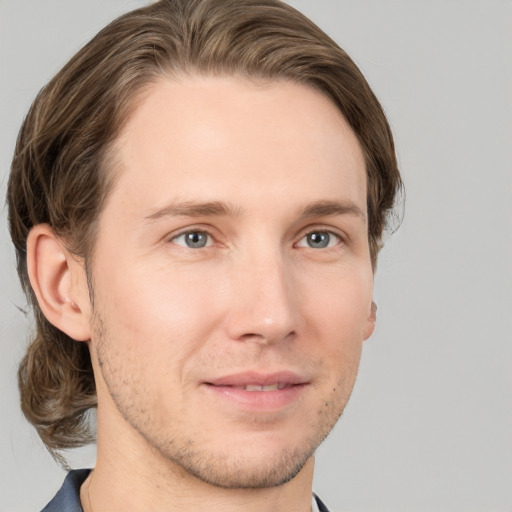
[1,1,511,511]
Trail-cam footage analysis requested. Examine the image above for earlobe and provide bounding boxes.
[26,224,92,341]
[363,301,377,340]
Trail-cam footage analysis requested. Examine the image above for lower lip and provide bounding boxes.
[202,384,307,411]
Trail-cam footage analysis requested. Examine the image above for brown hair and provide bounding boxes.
[7,0,403,460]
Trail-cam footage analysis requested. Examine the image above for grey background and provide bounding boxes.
[1,1,511,511]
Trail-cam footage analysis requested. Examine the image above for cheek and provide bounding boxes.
[300,264,373,334]
[93,259,227,369]
[297,264,371,390]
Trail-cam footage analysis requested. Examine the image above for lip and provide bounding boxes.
[206,371,308,387]
[202,371,309,411]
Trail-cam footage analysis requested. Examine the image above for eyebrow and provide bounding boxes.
[301,200,367,221]
[144,199,366,222]
[144,201,240,222]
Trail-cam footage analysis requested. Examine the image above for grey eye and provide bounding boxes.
[173,231,211,248]
[297,231,340,249]
[307,232,330,248]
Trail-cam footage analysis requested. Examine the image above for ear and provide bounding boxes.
[363,301,377,340]
[26,224,92,341]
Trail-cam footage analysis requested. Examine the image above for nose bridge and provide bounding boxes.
[226,244,298,343]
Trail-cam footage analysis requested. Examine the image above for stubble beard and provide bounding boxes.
[93,311,355,490]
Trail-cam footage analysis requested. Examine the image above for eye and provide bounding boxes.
[297,230,340,249]
[171,231,212,249]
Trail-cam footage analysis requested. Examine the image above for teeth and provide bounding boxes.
[245,384,278,391]
[217,383,293,391]
[244,383,283,392]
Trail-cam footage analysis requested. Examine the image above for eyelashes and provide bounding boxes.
[296,230,341,249]
[169,227,344,251]
[171,231,213,249]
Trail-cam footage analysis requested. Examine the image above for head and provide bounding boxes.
[7,0,402,478]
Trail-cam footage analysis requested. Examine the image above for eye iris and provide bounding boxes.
[185,232,207,248]
[308,232,330,248]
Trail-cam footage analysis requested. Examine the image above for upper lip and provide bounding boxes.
[205,371,309,387]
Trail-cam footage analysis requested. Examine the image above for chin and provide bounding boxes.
[144,418,335,490]
[165,444,316,489]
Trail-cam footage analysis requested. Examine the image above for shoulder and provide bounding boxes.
[314,494,332,512]
[40,469,91,512]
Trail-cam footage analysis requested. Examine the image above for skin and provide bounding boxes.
[29,75,376,512]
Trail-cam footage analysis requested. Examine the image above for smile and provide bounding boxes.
[226,383,292,391]
[202,372,309,411]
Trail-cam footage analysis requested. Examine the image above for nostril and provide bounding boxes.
[238,330,296,345]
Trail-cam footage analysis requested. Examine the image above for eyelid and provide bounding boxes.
[295,230,342,249]
[294,225,347,247]
[167,225,219,247]
[164,223,348,249]
[171,231,212,248]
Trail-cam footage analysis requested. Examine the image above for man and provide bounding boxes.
[7,0,402,510]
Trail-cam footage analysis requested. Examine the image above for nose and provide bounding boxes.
[224,250,299,345]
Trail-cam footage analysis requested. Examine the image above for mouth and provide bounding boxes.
[205,370,308,388]
[226,383,293,392]
[202,371,309,410]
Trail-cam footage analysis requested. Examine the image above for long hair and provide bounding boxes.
[7,0,402,459]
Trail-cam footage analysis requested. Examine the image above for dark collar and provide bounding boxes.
[41,469,331,512]
[40,469,90,512]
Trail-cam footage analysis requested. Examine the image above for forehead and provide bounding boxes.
[106,75,366,219]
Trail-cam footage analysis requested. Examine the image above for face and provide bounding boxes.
[86,76,375,488]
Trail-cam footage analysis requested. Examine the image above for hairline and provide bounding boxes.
[84,70,372,269]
